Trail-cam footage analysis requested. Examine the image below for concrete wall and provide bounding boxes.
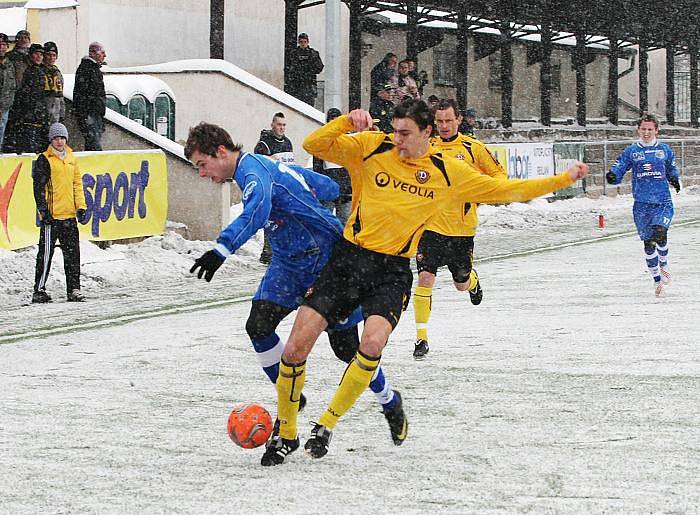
[20,0,348,109]
[26,5,87,76]
[124,70,323,165]
[618,47,668,118]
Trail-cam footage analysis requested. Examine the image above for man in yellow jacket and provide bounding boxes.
[32,122,87,303]
[260,98,589,466]
[413,98,507,359]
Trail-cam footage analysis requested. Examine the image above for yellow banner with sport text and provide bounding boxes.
[0,150,168,250]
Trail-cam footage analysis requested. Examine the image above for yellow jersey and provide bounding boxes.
[428,134,506,236]
[303,116,573,257]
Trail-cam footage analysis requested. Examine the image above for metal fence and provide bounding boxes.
[674,72,690,121]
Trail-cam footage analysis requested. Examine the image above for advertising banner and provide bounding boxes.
[0,150,167,251]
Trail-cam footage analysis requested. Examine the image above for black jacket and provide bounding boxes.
[254,130,294,163]
[13,62,47,126]
[288,47,324,88]
[73,57,105,120]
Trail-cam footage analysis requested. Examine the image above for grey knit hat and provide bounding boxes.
[48,122,69,141]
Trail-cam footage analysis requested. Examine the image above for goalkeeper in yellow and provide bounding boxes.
[260,98,589,466]
[412,98,506,359]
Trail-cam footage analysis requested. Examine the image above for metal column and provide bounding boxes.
[210,0,225,60]
[324,0,342,111]
[666,44,675,125]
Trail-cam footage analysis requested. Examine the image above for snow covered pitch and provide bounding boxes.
[2,192,699,512]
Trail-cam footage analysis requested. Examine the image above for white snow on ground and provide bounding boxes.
[1,191,699,513]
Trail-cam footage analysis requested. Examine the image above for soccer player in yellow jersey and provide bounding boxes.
[412,99,507,359]
[260,98,589,466]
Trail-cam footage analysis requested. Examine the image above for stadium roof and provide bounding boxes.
[351,0,700,51]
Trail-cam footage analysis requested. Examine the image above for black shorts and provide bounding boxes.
[416,230,474,283]
[303,239,413,329]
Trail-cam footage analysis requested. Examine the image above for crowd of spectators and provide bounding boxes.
[0,30,106,154]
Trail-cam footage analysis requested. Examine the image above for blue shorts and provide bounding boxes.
[253,252,363,330]
[633,201,674,240]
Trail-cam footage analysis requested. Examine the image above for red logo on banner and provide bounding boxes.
[0,163,22,242]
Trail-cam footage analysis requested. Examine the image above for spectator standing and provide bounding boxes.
[7,30,31,83]
[370,53,397,101]
[287,33,324,107]
[73,42,106,151]
[254,112,295,164]
[369,83,396,134]
[42,41,65,125]
[13,43,47,153]
[395,59,420,102]
[0,33,16,150]
[313,108,352,225]
[32,122,87,304]
[2,30,30,152]
[254,112,295,264]
[459,107,478,136]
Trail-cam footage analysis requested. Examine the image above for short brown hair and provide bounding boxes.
[184,122,242,159]
[393,98,434,131]
[433,98,460,117]
[637,113,659,129]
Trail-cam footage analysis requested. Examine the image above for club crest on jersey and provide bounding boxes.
[454,153,465,160]
[375,171,390,187]
[242,181,257,201]
[655,150,666,159]
[415,169,430,184]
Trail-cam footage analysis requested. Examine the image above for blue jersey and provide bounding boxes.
[608,140,680,204]
[213,153,343,262]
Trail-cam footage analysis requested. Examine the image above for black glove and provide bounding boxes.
[190,250,225,282]
[668,176,681,193]
[605,171,617,185]
[76,209,87,223]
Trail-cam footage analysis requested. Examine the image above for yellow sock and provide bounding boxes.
[277,360,306,440]
[467,270,478,291]
[414,285,433,341]
[318,352,379,430]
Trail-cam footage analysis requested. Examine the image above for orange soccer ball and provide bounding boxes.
[227,403,273,449]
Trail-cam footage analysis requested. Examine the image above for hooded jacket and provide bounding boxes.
[33,144,87,220]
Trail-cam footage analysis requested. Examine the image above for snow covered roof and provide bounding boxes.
[0,7,26,35]
[24,0,79,8]
[60,75,185,161]
[63,73,175,105]
[106,59,326,124]
[375,9,612,50]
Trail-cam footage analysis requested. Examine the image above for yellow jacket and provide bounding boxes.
[303,115,573,257]
[428,134,507,236]
[33,145,87,220]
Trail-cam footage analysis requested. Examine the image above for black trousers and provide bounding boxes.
[34,218,81,294]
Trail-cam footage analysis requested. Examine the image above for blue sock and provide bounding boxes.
[657,242,669,269]
[645,248,661,283]
[251,333,283,383]
[370,367,396,410]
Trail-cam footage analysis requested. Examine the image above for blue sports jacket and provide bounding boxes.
[213,153,343,260]
[608,140,680,204]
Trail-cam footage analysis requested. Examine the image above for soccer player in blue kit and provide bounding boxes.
[606,113,681,297]
[183,123,407,459]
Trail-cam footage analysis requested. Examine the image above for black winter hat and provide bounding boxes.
[43,41,58,54]
[0,33,9,44]
[28,43,44,55]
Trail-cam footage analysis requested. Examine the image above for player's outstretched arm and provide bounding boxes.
[566,161,589,181]
[303,113,375,172]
